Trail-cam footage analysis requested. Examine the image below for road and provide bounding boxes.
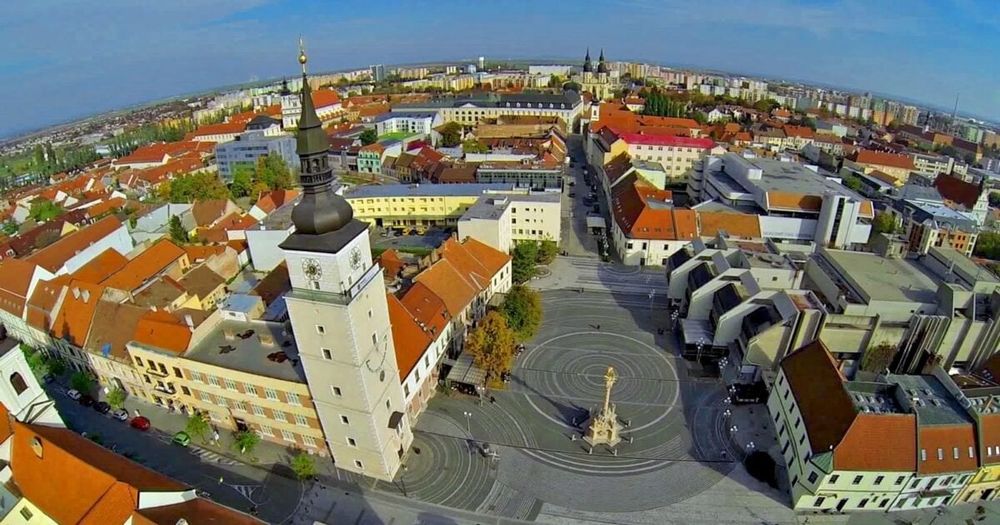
[560,134,604,258]
[49,386,304,524]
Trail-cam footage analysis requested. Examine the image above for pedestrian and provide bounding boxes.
[489,396,496,404]
[596,324,601,330]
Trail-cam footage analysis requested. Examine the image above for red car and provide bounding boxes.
[129,416,151,431]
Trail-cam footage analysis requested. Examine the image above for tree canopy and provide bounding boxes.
[974,231,1000,260]
[185,413,210,443]
[537,239,558,265]
[872,212,898,235]
[169,215,189,244]
[501,285,543,341]
[465,311,517,389]
[439,122,463,147]
[291,453,317,480]
[164,171,229,203]
[28,198,63,222]
[512,242,539,283]
[107,387,127,410]
[360,129,378,145]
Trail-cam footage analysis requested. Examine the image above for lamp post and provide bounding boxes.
[648,290,655,320]
[463,411,472,436]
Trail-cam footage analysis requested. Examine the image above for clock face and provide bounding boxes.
[349,247,363,270]
[301,258,322,281]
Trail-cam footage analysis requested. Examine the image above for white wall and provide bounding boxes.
[60,225,134,275]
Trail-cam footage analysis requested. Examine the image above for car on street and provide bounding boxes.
[112,409,129,421]
[172,431,191,447]
[42,374,54,383]
[569,192,575,198]
[480,442,493,457]
[79,394,95,407]
[130,416,151,431]
[66,389,81,401]
[93,401,111,414]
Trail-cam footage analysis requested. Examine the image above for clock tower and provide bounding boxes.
[281,42,411,481]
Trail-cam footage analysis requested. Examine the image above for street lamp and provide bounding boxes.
[648,290,656,319]
[463,411,472,435]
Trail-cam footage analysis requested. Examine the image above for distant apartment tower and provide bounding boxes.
[214,131,297,183]
[370,64,386,83]
[478,56,485,70]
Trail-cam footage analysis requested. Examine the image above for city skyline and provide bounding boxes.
[1,0,998,139]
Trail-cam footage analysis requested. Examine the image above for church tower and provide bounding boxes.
[583,48,593,73]
[281,42,411,481]
[597,48,608,74]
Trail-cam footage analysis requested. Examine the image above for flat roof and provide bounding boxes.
[345,183,515,199]
[461,196,510,220]
[718,153,863,199]
[823,249,939,304]
[888,375,971,426]
[185,319,304,383]
[905,200,977,228]
[505,192,561,203]
[929,247,1000,284]
[260,201,296,230]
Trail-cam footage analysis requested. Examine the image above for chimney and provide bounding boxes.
[81,289,90,303]
[184,314,194,328]
[72,287,80,299]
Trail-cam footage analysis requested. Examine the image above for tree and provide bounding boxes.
[233,430,261,456]
[562,81,582,92]
[47,357,66,376]
[537,238,558,265]
[843,174,862,192]
[360,129,377,145]
[861,342,896,373]
[186,413,211,443]
[872,212,898,235]
[974,231,1000,260]
[462,139,489,154]
[107,387,127,410]
[28,199,63,222]
[168,171,228,203]
[465,311,517,389]
[439,122,463,147]
[501,285,543,341]
[168,215,189,243]
[752,99,781,113]
[229,165,254,199]
[291,452,317,480]
[21,345,47,378]
[70,371,94,394]
[257,152,295,191]
[2,220,18,236]
[989,192,1000,208]
[512,242,539,283]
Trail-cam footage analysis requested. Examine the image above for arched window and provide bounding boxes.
[10,372,27,395]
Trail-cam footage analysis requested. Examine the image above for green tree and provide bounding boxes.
[752,99,781,113]
[465,311,517,389]
[861,342,896,373]
[512,242,539,283]
[47,357,66,377]
[168,171,228,203]
[107,387,127,410]
[537,239,558,264]
[70,371,94,394]
[562,81,582,92]
[872,212,898,235]
[291,452,317,480]
[256,153,294,191]
[229,165,254,199]
[439,122,463,147]
[186,413,211,443]
[21,345,47,378]
[360,129,378,145]
[1,220,17,236]
[28,199,63,222]
[843,175,863,192]
[462,139,489,154]
[974,231,1000,260]
[501,285,543,341]
[169,215,189,243]
[233,430,261,456]
[988,192,1000,208]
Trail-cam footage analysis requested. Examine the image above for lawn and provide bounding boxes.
[377,131,419,142]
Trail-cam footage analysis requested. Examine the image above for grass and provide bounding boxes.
[377,131,419,142]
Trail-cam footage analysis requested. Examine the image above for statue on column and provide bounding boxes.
[583,366,623,448]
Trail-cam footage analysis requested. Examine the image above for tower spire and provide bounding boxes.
[583,47,593,73]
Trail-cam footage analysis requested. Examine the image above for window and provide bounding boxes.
[404,384,410,397]
[224,378,238,391]
[9,372,28,395]
[181,386,190,396]
[190,371,202,383]
[265,388,278,401]
[173,367,183,378]
[303,435,317,447]
[281,430,295,442]
[896,476,906,485]
[233,401,247,412]
[853,475,863,485]
[200,391,211,402]
[245,384,257,396]
[937,448,944,461]
[341,415,350,424]
[316,325,325,335]
[829,475,839,483]
[322,348,332,360]
[814,496,825,507]
[920,449,927,461]
[208,375,220,387]
[332,386,342,397]
[807,472,818,483]
[969,446,975,458]
[371,333,378,346]
[354,460,364,469]
[879,499,889,508]
[295,414,308,426]
[874,475,884,485]
[253,404,265,416]
[273,410,286,422]
[19,507,33,520]
[859,498,868,508]
[386,399,390,410]
[133,356,144,367]
[287,392,300,406]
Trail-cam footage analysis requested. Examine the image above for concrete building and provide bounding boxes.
[246,200,298,272]
[370,64,386,83]
[475,160,563,189]
[373,112,439,137]
[457,195,513,253]
[912,153,955,177]
[591,127,715,180]
[508,192,561,244]
[391,91,583,129]
[214,131,297,183]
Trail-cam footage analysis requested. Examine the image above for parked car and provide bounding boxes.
[41,374,54,384]
[66,389,81,401]
[569,192,576,198]
[93,401,111,414]
[480,442,493,458]
[78,394,95,407]
[112,409,129,421]
[172,431,191,447]
[130,416,151,431]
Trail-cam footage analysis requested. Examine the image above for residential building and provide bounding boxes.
[391,91,583,129]
[281,87,342,129]
[457,196,513,253]
[25,216,133,276]
[215,130,297,183]
[373,112,439,137]
[851,149,916,184]
[912,153,955,177]
[370,63,386,82]
[357,143,386,174]
[590,127,715,180]
[508,192,561,244]
[475,160,563,189]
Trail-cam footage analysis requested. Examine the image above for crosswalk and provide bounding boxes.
[189,445,240,466]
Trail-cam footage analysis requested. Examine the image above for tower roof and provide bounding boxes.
[583,47,593,73]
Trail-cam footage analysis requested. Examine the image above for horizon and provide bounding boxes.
[2,0,999,140]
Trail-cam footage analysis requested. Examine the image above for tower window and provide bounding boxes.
[332,386,342,396]
[347,437,357,447]
[322,348,332,360]
[10,372,28,395]
[316,325,325,335]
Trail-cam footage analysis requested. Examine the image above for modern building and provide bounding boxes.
[214,130,297,183]
[370,63,386,82]
[457,196,513,253]
[475,160,563,189]
[373,112,439,137]
[391,91,583,129]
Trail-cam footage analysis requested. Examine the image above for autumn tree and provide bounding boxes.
[28,198,63,222]
[107,387,127,410]
[465,311,516,389]
[438,122,463,147]
[872,212,898,235]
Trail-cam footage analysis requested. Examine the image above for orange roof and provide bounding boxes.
[52,280,105,347]
[0,259,40,316]
[84,197,126,219]
[121,153,205,189]
[379,249,406,278]
[783,125,815,139]
[610,177,697,241]
[254,189,299,214]
[387,294,432,380]
[766,191,823,213]
[102,239,185,292]
[133,498,263,525]
[854,149,914,170]
[414,259,478,316]
[833,413,916,471]
[360,143,386,153]
[25,275,71,332]
[697,210,761,238]
[0,404,12,444]
[10,420,185,525]
[437,237,506,290]
[399,281,451,334]
[456,237,511,279]
[312,89,341,109]
[27,216,124,273]
[190,121,246,137]
[192,199,234,227]
[918,424,978,474]
[114,141,213,166]
[859,201,874,218]
[132,309,197,353]
[184,244,226,262]
[72,248,129,284]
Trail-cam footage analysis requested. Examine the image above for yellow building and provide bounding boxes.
[954,377,1000,503]
[346,183,531,232]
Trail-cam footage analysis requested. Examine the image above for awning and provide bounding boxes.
[586,216,606,229]
[445,352,487,387]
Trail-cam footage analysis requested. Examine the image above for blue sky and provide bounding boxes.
[1,0,998,140]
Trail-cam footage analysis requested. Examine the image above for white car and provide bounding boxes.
[66,389,81,401]
[111,409,129,422]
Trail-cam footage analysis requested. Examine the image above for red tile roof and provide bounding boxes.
[853,149,915,171]
[114,141,213,167]
[917,424,978,474]
[378,249,406,278]
[387,294,432,381]
[414,259,477,316]
[934,173,983,210]
[132,309,199,353]
[312,89,341,109]
[26,216,124,273]
[610,176,698,241]
[102,239,185,292]
[0,259,40,316]
[616,132,715,149]
[72,248,129,284]
[254,189,300,215]
[189,121,246,138]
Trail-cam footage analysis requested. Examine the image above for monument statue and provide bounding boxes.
[583,366,623,448]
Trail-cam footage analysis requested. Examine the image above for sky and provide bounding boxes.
[1,0,998,140]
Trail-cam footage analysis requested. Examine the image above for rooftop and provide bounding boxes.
[184,319,304,383]
[462,196,510,220]
[820,249,939,305]
[345,182,515,199]
[888,375,972,426]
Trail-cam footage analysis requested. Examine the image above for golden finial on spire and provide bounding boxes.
[298,36,308,74]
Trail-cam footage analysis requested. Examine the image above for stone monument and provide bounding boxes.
[583,366,623,448]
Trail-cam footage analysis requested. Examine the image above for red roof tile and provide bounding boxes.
[853,149,915,171]
[934,173,983,210]
[387,294,432,381]
[26,216,124,273]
